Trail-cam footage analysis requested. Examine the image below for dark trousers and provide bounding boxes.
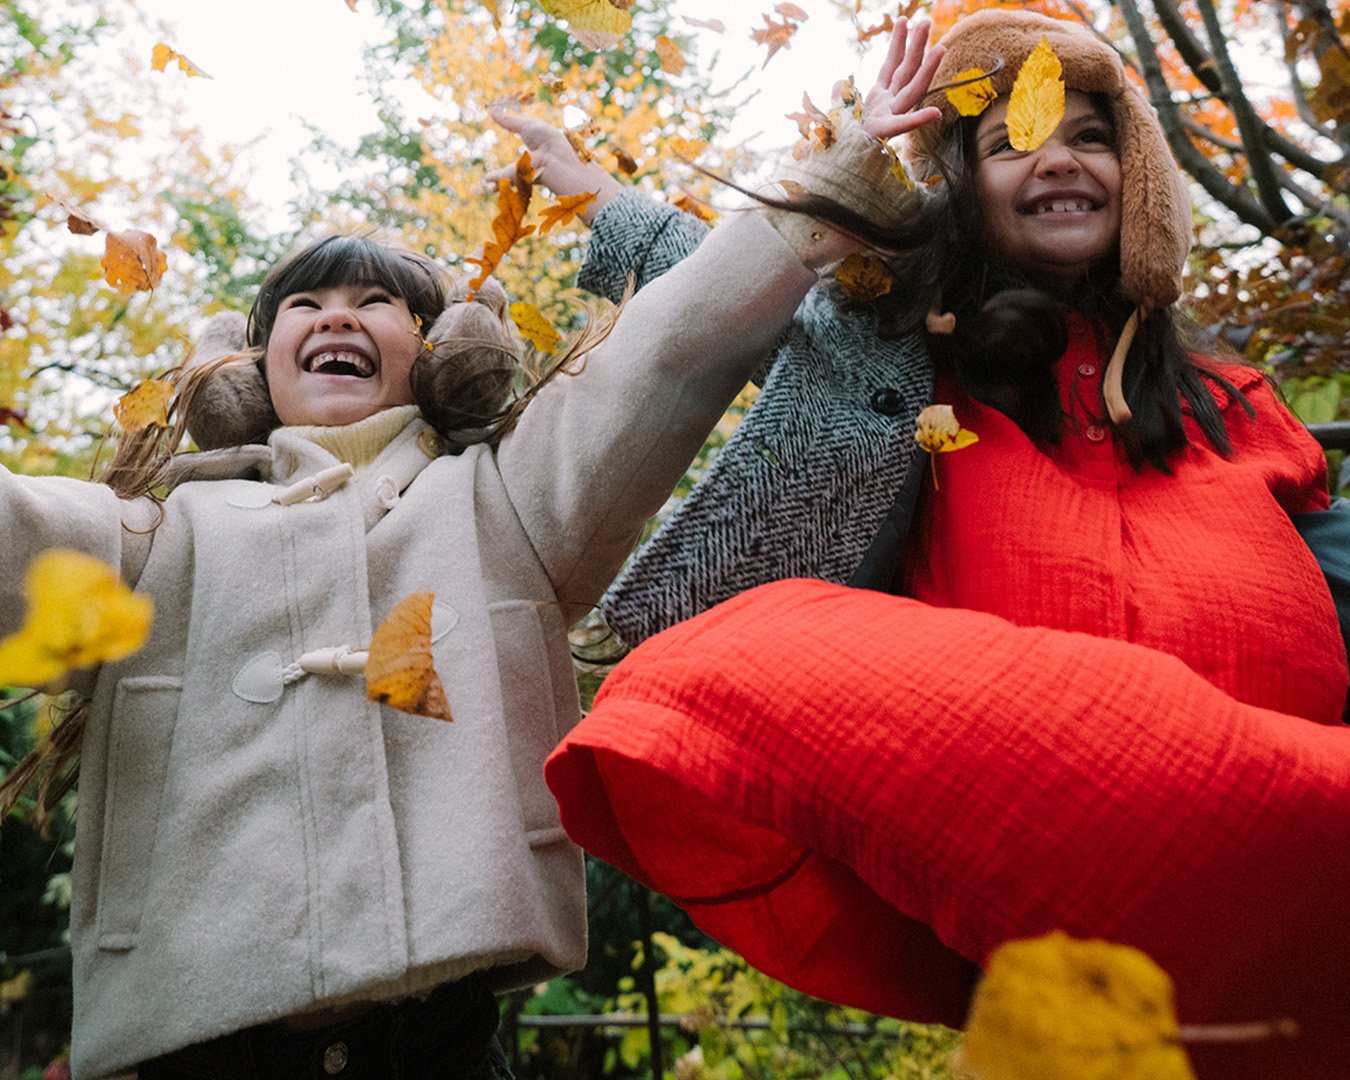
[138,975,512,1080]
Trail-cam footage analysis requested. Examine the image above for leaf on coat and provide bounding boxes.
[510,301,561,353]
[654,35,686,75]
[946,66,997,118]
[787,93,835,159]
[834,253,893,301]
[537,0,633,36]
[113,378,173,433]
[915,403,977,490]
[961,931,1197,1080]
[0,550,153,689]
[101,230,167,294]
[464,151,535,300]
[365,593,453,723]
[150,42,210,79]
[1006,37,1064,152]
[536,190,598,234]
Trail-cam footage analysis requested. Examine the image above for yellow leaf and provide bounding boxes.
[113,379,173,434]
[946,66,997,117]
[365,593,453,722]
[464,151,535,299]
[834,253,893,302]
[101,230,167,294]
[963,931,1197,1080]
[0,550,153,688]
[510,301,561,352]
[537,0,632,35]
[536,190,597,234]
[654,35,686,75]
[668,137,707,162]
[0,970,32,1007]
[150,42,210,79]
[1006,36,1064,152]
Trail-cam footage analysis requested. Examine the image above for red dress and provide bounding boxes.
[546,329,1350,1078]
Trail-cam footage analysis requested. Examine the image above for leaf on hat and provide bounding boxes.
[464,151,535,301]
[510,301,561,353]
[654,35,686,75]
[961,931,1196,1080]
[834,253,893,302]
[113,378,173,434]
[365,593,453,723]
[150,43,210,79]
[101,230,167,294]
[0,550,153,689]
[1006,36,1065,152]
[682,15,725,33]
[537,0,632,36]
[536,190,597,234]
[946,67,997,117]
[915,403,977,490]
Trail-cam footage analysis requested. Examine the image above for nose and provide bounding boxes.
[315,305,360,332]
[1033,141,1081,178]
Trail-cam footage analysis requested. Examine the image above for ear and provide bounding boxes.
[183,311,281,450]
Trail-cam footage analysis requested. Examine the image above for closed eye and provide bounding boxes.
[282,296,319,310]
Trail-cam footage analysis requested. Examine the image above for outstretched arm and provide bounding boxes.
[488,105,622,223]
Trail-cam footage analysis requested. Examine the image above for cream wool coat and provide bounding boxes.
[0,213,817,1079]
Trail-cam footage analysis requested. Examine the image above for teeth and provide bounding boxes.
[305,351,375,376]
[1034,199,1093,214]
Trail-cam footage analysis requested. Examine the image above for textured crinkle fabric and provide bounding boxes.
[546,578,1350,1079]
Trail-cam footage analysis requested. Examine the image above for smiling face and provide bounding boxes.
[972,90,1123,286]
[263,282,423,427]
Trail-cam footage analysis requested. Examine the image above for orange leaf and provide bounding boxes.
[46,193,105,236]
[464,151,535,299]
[345,0,359,9]
[682,15,725,33]
[101,230,167,294]
[150,42,210,79]
[654,34,686,75]
[751,7,806,68]
[775,1,809,18]
[113,379,173,433]
[365,593,453,722]
[537,190,598,233]
[1006,36,1064,152]
[612,145,638,175]
[668,137,707,162]
[670,192,716,222]
[834,253,893,302]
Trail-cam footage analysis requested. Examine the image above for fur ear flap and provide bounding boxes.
[184,311,280,450]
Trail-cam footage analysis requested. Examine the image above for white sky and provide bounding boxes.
[124,0,890,226]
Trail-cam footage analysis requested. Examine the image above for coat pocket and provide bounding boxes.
[95,676,182,951]
[487,600,569,846]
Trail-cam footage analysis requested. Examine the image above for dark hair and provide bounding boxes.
[246,233,448,350]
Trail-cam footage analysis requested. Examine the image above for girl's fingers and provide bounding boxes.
[875,16,909,90]
[889,19,931,93]
[892,43,945,112]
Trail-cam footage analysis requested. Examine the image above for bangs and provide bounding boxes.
[248,234,447,347]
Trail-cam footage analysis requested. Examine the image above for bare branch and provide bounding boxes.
[1193,0,1295,225]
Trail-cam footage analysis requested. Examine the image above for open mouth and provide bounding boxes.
[302,350,376,378]
[1022,197,1101,216]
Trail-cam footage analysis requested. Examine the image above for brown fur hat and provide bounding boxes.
[184,276,523,452]
[907,9,1192,308]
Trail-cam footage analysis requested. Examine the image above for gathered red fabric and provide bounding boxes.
[545,337,1350,1079]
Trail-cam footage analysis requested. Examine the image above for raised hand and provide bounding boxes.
[860,18,945,143]
[488,105,622,223]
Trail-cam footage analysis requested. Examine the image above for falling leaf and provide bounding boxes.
[668,137,707,162]
[654,35,686,75]
[1006,36,1064,152]
[682,15,725,33]
[149,42,210,79]
[46,193,105,235]
[612,145,638,175]
[775,1,808,18]
[510,301,561,352]
[962,932,1197,1080]
[564,129,596,163]
[0,550,153,689]
[751,6,806,68]
[670,192,715,222]
[0,406,28,428]
[537,0,632,35]
[946,66,997,117]
[0,309,14,333]
[464,152,535,299]
[834,253,893,301]
[857,14,894,45]
[345,0,359,9]
[365,593,453,722]
[113,379,173,434]
[101,230,167,294]
[536,190,598,233]
[915,403,978,489]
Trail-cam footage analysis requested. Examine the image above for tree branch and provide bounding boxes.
[1275,1,1333,134]
[1115,0,1280,235]
[1193,0,1295,225]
